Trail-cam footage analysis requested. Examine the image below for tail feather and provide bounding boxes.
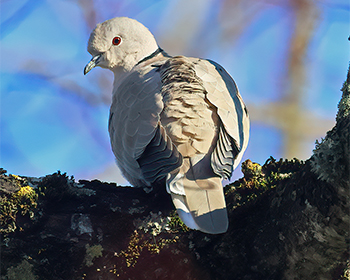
[167,158,228,234]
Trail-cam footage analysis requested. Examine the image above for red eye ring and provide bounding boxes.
[112,36,122,46]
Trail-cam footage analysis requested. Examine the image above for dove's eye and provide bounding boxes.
[112,36,122,46]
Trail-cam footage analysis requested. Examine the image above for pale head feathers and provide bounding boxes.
[87,17,158,73]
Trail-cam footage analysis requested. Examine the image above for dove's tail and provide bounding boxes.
[167,158,228,234]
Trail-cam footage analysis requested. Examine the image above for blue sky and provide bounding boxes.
[1,0,349,184]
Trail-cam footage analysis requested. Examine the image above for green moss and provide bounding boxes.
[226,158,304,210]
[311,67,350,185]
[6,260,37,280]
[84,244,104,267]
[37,171,95,201]
[167,210,190,233]
[116,230,143,268]
[37,171,71,201]
[0,174,38,234]
[134,211,172,236]
[337,63,350,122]
[340,260,350,280]
[116,230,178,269]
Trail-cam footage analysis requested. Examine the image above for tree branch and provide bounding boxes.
[1,66,349,280]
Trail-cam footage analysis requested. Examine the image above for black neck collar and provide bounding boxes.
[136,47,163,66]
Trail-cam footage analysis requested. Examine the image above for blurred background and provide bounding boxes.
[1,0,349,185]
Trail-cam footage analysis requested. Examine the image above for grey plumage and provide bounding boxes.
[84,17,250,234]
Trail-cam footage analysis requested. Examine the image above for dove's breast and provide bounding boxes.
[109,65,165,186]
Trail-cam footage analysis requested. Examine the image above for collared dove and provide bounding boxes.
[84,17,249,234]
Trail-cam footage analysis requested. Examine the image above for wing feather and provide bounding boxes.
[137,125,182,183]
[109,62,182,186]
[193,58,250,176]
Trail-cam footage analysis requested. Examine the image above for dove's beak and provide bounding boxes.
[84,54,102,75]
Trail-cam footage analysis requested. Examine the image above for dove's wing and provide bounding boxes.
[193,58,250,178]
[109,64,182,187]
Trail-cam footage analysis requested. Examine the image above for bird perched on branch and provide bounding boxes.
[84,17,249,234]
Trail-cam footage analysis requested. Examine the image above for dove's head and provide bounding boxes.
[84,17,158,75]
